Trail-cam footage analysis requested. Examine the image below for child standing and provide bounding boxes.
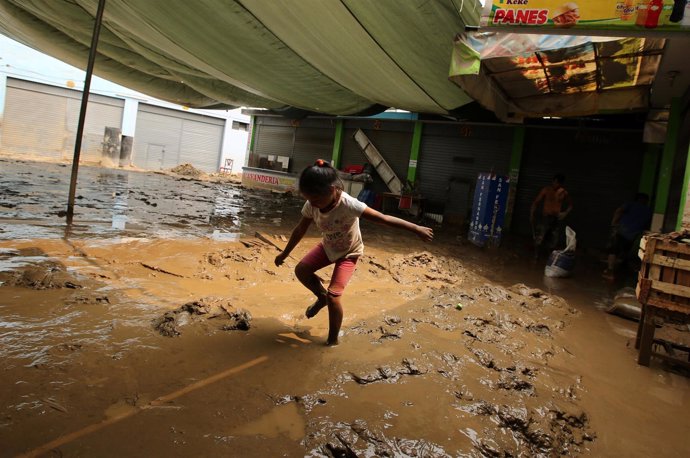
[274,159,433,346]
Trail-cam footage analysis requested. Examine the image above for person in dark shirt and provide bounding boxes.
[603,193,652,279]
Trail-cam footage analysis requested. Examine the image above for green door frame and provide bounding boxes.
[407,121,423,184]
[653,98,681,231]
[331,119,344,169]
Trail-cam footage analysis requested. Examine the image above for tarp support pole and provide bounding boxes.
[407,121,423,184]
[66,0,107,224]
[652,98,681,231]
[504,125,525,231]
[331,119,344,169]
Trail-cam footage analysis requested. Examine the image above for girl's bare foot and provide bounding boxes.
[305,295,327,319]
[325,339,339,346]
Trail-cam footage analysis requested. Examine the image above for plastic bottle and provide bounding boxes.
[636,1,650,26]
[660,0,675,25]
[616,1,625,18]
[645,0,664,27]
[621,0,636,20]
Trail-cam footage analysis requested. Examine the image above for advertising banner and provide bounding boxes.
[481,1,690,33]
[468,173,510,248]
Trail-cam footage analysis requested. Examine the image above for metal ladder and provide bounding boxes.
[352,129,403,195]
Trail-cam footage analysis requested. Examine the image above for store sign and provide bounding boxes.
[241,168,297,193]
[481,0,690,32]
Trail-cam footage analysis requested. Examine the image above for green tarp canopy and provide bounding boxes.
[0,0,481,116]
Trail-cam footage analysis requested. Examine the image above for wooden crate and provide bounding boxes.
[635,234,690,368]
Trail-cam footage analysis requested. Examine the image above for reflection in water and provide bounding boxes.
[232,403,306,441]
[109,172,129,230]
[1,159,306,241]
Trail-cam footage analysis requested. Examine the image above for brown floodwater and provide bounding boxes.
[0,157,689,457]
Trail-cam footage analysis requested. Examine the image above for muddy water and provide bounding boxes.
[1,158,689,457]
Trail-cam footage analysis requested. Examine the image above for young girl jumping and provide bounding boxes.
[274,159,433,346]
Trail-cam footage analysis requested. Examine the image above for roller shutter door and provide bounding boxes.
[1,78,123,161]
[512,127,645,249]
[252,117,335,173]
[253,121,294,168]
[134,104,223,172]
[292,119,335,173]
[418,124,512,219]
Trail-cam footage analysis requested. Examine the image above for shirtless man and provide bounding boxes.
[530,174,573,256]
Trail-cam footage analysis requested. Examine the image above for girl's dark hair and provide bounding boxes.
[299,159,343,196]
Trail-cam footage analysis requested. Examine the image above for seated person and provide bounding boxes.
[603,193,652,278]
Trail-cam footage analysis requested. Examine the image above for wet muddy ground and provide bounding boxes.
[1,157,689,457]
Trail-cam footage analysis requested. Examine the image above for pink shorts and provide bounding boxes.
[298,243,358,297]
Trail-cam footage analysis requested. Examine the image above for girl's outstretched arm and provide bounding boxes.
[361,207,433,242]
[275,216,313,266]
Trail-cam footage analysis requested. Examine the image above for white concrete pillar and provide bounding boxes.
[0,74,7,118]
[121,98,139,137]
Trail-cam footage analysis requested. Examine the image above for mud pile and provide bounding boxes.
[152,297,252,337]
[170,163,204,177]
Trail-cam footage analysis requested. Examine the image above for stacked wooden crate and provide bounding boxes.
[635,233,690,368]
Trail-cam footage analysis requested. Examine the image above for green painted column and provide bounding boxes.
[638,144,660,197]
[504,125,525,231]
[407,121,423,183]
[653,98,681,231]
[676,136,690,231]
[331,119,344,169]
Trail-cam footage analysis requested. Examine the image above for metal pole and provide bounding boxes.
[66,0,107,224]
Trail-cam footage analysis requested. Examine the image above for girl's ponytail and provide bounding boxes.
[299,159,343,196]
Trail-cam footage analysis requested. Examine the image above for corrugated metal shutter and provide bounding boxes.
[1,78,123,161]
[341,119,413,194]
[512,127,644,249]
[252,117,335,173]
[65,95,125,162]
[134,104,223,172]
[253,121,294,168]
[134,110,182,170]
[293,119,335,173]
[418,123,512,217]
[179,119,223,172]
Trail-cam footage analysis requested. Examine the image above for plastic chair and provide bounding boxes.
[219,158,233,174]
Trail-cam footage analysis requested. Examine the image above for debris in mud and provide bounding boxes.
[270,394,327,413]
[387,251,462,285]
[495,373,535,395]
[474,284,512,303]
[221,310,252,331]
[510,283,547,298]
[0,260,82,289]
[378,325,402,340]
[349,359,427,385]
[41,397,68,413]
[384,315,401,325]
[205,247,261,266]
[140,262,185,278]
[310,419,451,458]
[459,401,595,456]
[152,297,252,336]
